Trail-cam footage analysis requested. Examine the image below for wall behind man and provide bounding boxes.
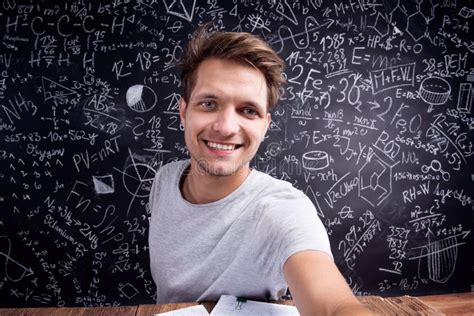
[0,0,472,307]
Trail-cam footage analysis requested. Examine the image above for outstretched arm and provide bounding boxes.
[283,250,372,316]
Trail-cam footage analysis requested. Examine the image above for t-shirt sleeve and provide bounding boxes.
[148,164,166,214]
[263,193,333,275]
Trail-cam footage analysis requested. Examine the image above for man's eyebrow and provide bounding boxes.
[243,97,268,110]
[243,101,264,111]
[192,93,219,100]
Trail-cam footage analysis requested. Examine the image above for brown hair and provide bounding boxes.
[179,23,286,110]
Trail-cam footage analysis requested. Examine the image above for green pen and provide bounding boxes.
[235,297,247,310]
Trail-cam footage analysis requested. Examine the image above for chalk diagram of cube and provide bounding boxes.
[92,174,115,194]
[358,153,393,206]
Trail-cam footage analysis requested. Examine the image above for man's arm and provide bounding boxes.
[283,250,372,316]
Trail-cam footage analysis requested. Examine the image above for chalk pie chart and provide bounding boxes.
[126,84,157,113]
[121,162,155,198]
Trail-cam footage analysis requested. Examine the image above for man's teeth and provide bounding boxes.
[207,141,237,151]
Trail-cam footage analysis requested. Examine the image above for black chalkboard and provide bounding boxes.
[0,0,472,307]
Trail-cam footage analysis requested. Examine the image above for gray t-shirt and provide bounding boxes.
[148,159,332,303]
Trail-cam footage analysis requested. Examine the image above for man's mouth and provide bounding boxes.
[205,141,241,151]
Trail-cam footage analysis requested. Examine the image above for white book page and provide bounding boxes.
[154,304,210,316]
[210,295,299,316]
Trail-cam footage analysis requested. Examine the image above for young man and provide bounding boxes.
[148,25,371,315]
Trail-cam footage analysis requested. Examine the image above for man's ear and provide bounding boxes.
[178,97,187,126]
[263,112,271,140]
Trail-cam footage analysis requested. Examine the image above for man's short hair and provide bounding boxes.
[179,23,286,110]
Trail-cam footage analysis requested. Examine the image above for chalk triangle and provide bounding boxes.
[163,0,196,22]
[305,185,325,218]
[268,120,281,131]
[276,0,299,25]
[42,77,78,101]
[230,5,238,16]
[164,93,181,114]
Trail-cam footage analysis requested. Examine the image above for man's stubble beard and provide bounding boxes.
[191,155,252,177]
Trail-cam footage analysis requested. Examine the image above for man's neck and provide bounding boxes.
[181,163,251,204]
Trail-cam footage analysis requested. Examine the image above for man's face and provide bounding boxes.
[179,58,270,177]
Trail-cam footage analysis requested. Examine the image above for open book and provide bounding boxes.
[155,295,299,315]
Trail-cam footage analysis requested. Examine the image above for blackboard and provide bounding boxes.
[0,0,473,307]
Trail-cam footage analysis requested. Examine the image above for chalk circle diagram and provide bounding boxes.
[119,157,155,198]
[419,77,451,112]
[302,151,329,172]
[126,84,157,113]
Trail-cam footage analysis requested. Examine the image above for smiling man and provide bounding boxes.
[178,57,270,204]
[148,24,370,315]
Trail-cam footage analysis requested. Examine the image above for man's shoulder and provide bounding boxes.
[249,172,319,231]
[251,169,309,204]
[155,159,189,179]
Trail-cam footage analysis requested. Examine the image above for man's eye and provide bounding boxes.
[242,107,259,117]
[200,101,215,109]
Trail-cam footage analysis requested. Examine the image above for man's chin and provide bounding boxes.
[194,158,248,177]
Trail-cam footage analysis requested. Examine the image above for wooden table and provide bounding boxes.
[417,292,474,315]
[0,292,472,315]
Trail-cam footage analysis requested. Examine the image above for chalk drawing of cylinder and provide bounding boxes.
[126,84,157,113]
[457,83,472,113]
[302,151,329,172]
[419,77,451,112]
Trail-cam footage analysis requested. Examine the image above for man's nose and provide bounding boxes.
[212,109,240,136]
